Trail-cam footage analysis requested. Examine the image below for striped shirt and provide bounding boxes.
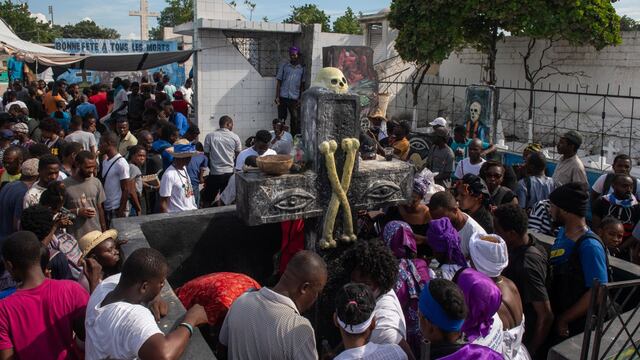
[528,200,556,236]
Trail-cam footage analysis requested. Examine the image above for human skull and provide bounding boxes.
[312,67,349,94]
[469,101,482,122]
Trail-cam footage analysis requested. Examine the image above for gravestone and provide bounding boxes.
[236,87,414,247]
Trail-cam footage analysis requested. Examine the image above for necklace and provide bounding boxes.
[175,167,193,198]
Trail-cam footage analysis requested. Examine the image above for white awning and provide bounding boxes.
[1,18,193,71]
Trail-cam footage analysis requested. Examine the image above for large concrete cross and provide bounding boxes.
[129,0,160,41]
[236,88,414,250]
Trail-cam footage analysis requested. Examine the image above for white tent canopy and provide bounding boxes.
[0,18,193,71]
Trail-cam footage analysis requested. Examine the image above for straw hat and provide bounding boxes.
[78,229,118,259]
[166,139,197,158]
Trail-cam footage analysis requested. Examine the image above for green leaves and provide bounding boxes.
[333,7,362,35]
[283,4,331,32]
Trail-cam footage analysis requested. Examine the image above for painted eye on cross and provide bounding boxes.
[410,138,428,152]
[272,190,315,212]
[364,180,400,201]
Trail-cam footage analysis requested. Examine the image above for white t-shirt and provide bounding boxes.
[592,173,640,200]
[370,290,407,345]
[23,182,47,209]
[334,342,407,360]
[113,89,128,115]
[85,274,163,360]
[159,165,197,212]
[458,213,487,257]
[235,147,277,171]
[454,157,486,179]
[179,86,193,104]
[101,154,130,211]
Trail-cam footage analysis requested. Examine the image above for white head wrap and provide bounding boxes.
[469,233,509,278]
[336,312,375,335]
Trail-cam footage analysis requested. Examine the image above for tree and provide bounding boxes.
[59,20,119,39]
[513,0,621,141]
[332,7,362,35]
[149,0,193,40]
[283,4,330,32]
[0,0,61,42]
[244,0,256,21]
[388,0,465,125]
[620,15,640,31]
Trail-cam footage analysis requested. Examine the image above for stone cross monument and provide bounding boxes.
[236,88,414,250]
[129,0,160,41]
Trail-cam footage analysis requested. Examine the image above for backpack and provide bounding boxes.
[602,173,638,197]
[548,232,613,320]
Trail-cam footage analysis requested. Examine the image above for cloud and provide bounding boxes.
[127,32,140,40]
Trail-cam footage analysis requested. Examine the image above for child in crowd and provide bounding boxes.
[333,283,408,360]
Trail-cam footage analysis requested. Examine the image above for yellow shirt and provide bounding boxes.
[117,131,138,157]
[0,171,21,183]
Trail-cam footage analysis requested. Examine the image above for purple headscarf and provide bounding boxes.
[426,218,467,268]
[383,221,417,258]
[456,268,502,341]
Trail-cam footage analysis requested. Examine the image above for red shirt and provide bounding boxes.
[0,279,89,360]
[89,92,108,118]
[172,100,189,118]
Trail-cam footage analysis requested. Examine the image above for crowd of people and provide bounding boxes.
[0,67,636,360]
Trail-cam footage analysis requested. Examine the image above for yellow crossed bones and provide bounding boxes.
[318,138,360,249]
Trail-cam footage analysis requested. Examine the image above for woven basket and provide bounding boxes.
[257,155,293,176]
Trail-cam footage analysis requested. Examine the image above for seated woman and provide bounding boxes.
[426,218,468,280]
[418,278,502,359]
[469,234,530,360]
[340,240,410,352]
[333,283,408,360]
[454,268,505,353]
[385,180,431,248]
[455,174,494,233]
[78,229,122,291]
[383,221,430,356]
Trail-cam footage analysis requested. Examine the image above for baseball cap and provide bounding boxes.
[430,117,447,127]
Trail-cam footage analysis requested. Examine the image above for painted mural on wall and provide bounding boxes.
[53,39,185,86]
[323,46,378,130]
[464,85,494,143]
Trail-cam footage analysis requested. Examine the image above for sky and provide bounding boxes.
[24,0,640,40]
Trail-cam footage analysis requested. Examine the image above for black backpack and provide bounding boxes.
[548,232,612,318]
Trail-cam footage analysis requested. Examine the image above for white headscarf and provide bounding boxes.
[469,233,509,278]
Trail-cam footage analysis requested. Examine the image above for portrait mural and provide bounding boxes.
[464,85,494,143]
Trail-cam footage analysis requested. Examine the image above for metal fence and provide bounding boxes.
[224,30,295,77]
[380,79,640,160]
[581,279,640,359]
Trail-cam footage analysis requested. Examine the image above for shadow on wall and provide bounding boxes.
[140,210,282,288]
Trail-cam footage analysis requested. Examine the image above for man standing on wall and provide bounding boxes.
[275,46,305,135]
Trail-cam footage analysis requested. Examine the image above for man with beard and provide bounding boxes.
[547,182,609,343]
[63,151,107,239]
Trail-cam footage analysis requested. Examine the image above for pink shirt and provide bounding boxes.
[0,279,89,359]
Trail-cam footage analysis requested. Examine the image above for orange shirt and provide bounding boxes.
[43,92,65,114]
[393,137,410,160]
